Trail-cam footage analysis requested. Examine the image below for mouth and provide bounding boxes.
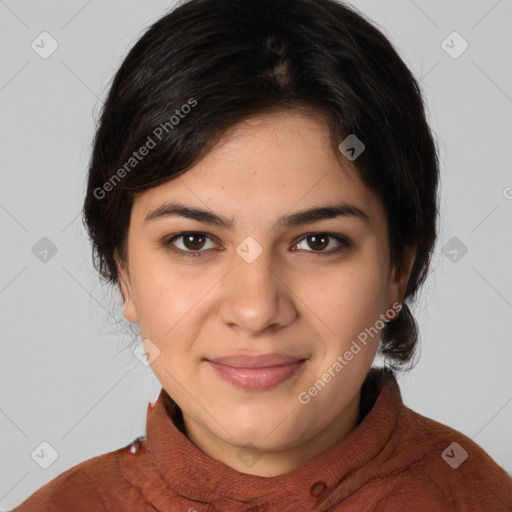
[205,353,308,391]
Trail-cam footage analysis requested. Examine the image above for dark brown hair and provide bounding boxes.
[82,0,440,372]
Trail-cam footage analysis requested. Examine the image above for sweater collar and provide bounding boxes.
[121,367,403,510]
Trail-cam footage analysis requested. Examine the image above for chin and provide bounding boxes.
[218,413,313,452]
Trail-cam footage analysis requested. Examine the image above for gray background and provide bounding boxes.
[1,0,511,508]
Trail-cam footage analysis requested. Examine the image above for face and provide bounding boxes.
[118,110,412,471]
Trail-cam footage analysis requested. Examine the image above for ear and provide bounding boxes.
[115,250,139,323]
[386,245,416,310]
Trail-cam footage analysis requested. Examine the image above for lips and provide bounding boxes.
[206,353,307,390]
[208,353,305,368]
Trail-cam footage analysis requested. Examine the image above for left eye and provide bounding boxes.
[292,233,352,254]
[162,232,351,258]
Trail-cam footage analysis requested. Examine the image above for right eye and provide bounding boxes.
[162,232,219,258]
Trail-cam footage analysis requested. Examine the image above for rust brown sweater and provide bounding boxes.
[11,368,512,511]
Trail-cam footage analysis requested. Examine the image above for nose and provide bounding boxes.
[217,250,297,335]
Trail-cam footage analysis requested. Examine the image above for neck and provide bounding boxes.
[181,388,362,477]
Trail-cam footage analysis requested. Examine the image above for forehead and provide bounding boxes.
[131,110,385,228]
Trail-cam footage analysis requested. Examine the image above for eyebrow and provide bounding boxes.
[144,201,371,229]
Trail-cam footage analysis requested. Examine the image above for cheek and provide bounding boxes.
[302,254,388,342]
[130,256,204,341]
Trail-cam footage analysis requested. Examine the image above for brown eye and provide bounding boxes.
[292,233,352,254]
[306,234,329,251]
[182,233,207,250]
[163,232,217,257]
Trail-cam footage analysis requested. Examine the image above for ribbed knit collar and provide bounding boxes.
[120,367,403,511]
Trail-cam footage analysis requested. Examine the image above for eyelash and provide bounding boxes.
[162,232,352,258]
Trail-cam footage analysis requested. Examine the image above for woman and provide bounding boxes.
[12,0,512,510]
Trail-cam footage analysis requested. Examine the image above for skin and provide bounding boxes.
[117,109,415,477]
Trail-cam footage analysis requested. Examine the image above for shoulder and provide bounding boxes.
[385,405,512,510]
[10,438,148,512]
